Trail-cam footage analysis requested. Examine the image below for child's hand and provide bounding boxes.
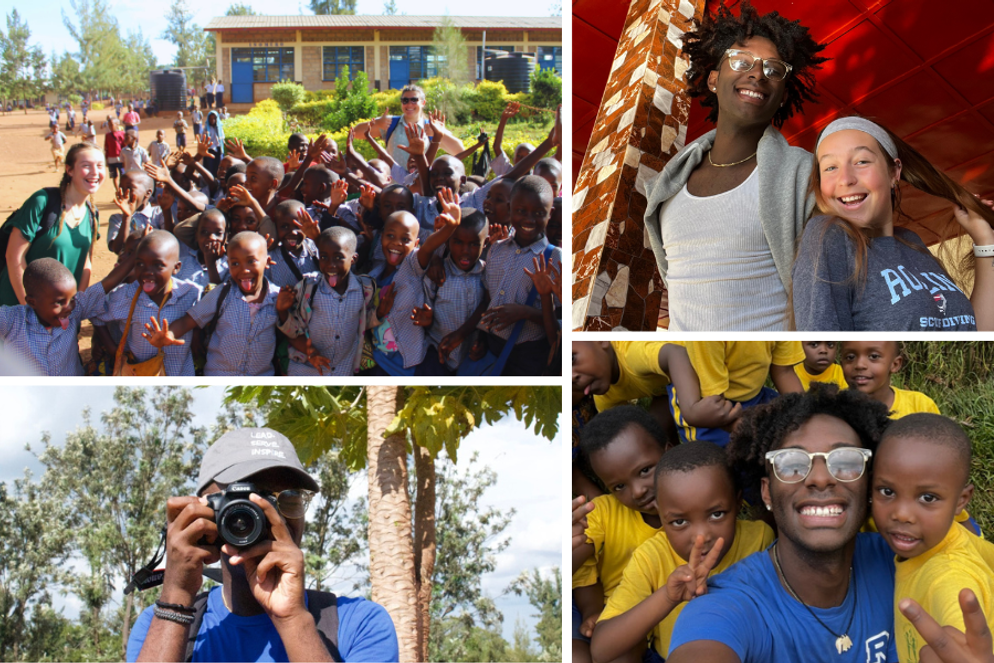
[435,188,461,227]
[346,127,360,160]
[664,534,724,605]
[142,316,183,348]
[523,254,559,297]
[322,152,347,174]
[489,224,510,244]
[286,150,301,173]
[304,338,331,376]
[500,101,520,123]
[426,253,446,287]
[358,217,376,243]
[397,123,427,156]
[437,330,464,365]
[113,186,138,217]
[953,203,994,245]
[225,137,250,161]
[358,183,377,211]
[376,283,395,318]
[308,133,329,162]
[468,333,487,361]
[227,184,257,207]
[426,111,445,142]
[572,495,595,550]
[143,161,171,184]
[204,238,226,261]
[276,285,296,314]
[292,207,320,240]
[410,304,433,327]
[156,186,175,210]
[329,179,349,206]
[481,304,530,331]
[579,610,601,639]
[195,133,211,159]
[684,395,743,429]
[899,590,994,663]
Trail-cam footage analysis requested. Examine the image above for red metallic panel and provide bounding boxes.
[932,33,994,106]
[853,70,967,138]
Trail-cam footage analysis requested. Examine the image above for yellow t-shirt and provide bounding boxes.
[894,523,994,663]
[593,341,675,411]
[599,520,774,656]
[573,493,659,600]
[794,362,848,391]
[684,341,805,401]
[889,387,940,419]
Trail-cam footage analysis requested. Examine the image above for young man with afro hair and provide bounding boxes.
[643,1,826,332]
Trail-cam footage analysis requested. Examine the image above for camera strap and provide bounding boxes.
[125,526,168,594]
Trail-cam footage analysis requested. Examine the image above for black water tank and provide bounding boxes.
[485,52,535,94]
[150,69,187,111]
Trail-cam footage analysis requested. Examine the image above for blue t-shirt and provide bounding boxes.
[669,533,898,663]
[126,586,398,662]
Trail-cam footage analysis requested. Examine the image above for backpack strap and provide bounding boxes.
[384,115,402,145]
[183,591,212,662]
[305,589,342,662]
[202,280,233,351]
[280,244,305,282]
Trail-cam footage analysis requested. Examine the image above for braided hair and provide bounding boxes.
[53,142,102,252]
[682,0,828,128]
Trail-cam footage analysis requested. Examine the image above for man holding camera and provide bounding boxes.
[126,428,398,662]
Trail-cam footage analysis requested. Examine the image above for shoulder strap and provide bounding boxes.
[183,591,212,662]
[202,280,233,350]
[281,244,305,282]
[114,286,144,365]
[305,589,342,662]
[384,115,402,144]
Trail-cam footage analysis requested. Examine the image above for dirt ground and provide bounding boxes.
[0,107,191,359]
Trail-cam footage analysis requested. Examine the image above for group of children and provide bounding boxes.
[570,340,990,663]
[6,94,563,376]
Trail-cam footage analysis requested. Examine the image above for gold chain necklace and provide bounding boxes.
[707,149,757,168]
[772,543,856,654]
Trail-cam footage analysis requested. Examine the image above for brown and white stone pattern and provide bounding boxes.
[571,0,703,331]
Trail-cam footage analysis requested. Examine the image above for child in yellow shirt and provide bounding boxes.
[871,413,994,663]
[794,341,847,390]
[839,341,939,418]
[591,442,774,663]
[572,405,668,663]
[670,341,805,446]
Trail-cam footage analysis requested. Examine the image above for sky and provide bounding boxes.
[0,386,561,646]
[14,0,561,68]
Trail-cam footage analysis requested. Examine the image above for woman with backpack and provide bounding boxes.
[353,84,464,166]
[0,142,104,306]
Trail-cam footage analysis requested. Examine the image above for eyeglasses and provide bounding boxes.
[765,447,872,484]
[400,97,421,104]
[721,49,793,82]
[214,486,315,519]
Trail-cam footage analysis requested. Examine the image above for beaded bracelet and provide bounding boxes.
[155,600,196,614]
[974,244,994,258]
[153,606,195,626]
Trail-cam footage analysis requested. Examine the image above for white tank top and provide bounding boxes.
[385,116,429,167]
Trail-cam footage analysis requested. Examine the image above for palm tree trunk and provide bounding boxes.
[366,386,418,662]
[413,444,436,662]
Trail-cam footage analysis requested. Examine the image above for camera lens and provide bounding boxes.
[217,501,267,548]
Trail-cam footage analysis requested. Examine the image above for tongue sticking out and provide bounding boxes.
[387,252,401,266]
[327,274,339,288]
[240,279,253,291]
[142,282,155,293]
[59,317,70,330]
[286,239,298,249]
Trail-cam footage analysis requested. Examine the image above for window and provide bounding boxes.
[389,46,444,81]
[537,46,562,75]
[231,47,295,83]
[323,46,365,81]
[477,46,515,79]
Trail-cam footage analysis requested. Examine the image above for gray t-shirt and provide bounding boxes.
[792,215,976,331]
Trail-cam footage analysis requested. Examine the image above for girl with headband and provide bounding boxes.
[792,116,994,331]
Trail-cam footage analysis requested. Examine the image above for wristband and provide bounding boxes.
[153,606,195,625]
[155,599,196,614]
[974,244,994,258]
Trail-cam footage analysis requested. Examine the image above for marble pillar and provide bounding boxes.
[571,0,705,331]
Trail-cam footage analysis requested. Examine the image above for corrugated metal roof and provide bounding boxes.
[204,15,562,30]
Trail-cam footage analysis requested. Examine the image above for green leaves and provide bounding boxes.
[271,80,307,113]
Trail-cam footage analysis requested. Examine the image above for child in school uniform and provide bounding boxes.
[107,171,157,253]
[0,256,134,376]
[266,200,319,289]
[148,129,170,167]
[174,111,188,149]
[44,123,67,171]
[277,226,381,377]
[872,414,994,663]
[120,130,149,173]
[94,231,202,376]
[592,442,774,663]
[840,340,940,418]
[192,106,203,139]
[143,232,281,377]
[794,341,848,390]
[172,209,229,287]
[572,406,668,663]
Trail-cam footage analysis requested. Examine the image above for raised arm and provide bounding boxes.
[144,161,206,214]
[418,188,460,269]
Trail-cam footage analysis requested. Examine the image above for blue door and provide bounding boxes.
[232,61,254,103]
[389,59,410,90]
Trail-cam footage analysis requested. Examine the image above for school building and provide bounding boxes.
[203,15,562,107]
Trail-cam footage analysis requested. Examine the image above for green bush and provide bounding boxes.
[321,69,378,132]
[289,99,338,127]
[372,89,401,115]
[68,93,82,105]
[271,80,306,113]
[530,68,562,110]
[304,89,337,102]
[90,102,105,110]
[223,99,290,160]
[420,77,473,124]
[466,79,508,122]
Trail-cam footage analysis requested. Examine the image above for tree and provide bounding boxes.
[382,0,398,14]
[225,385,560,662]
[0,10,46,103]
[162,0,210,74]
[431,16,469,84]
[226,2,258,14]
[62,0,128,97]
[509,568,562,661]
[309,0,357,14]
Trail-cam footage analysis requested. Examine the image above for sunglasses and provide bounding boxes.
[213,486,314,519]
[401,97,421,104]
[722,49,793,82]
[765,447,872,484]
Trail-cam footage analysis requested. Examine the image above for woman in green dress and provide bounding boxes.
[1,142,105,306]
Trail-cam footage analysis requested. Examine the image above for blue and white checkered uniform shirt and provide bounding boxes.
[483,237,561,343]
[267,240,319,288]
[95,279,202,376]
[419,255,485,370]
[187,278,279,376]
[0,283,108,376]
[377,251,427,368]
[412,180,493,231]
[176,242,227,287]
[334,199,365,234]
[285,272,367,377]
[107,203,160,250]
[366,228,431,280]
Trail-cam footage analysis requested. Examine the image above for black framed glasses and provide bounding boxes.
[722,49,793,81]
[765,447,872,484]
[400,96,421,104]
[268,489,314,519]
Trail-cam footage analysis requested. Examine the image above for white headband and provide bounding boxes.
[816,117,898,160]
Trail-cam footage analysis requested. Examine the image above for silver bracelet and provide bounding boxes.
[153,606,195,625]
[974,244,994,258]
